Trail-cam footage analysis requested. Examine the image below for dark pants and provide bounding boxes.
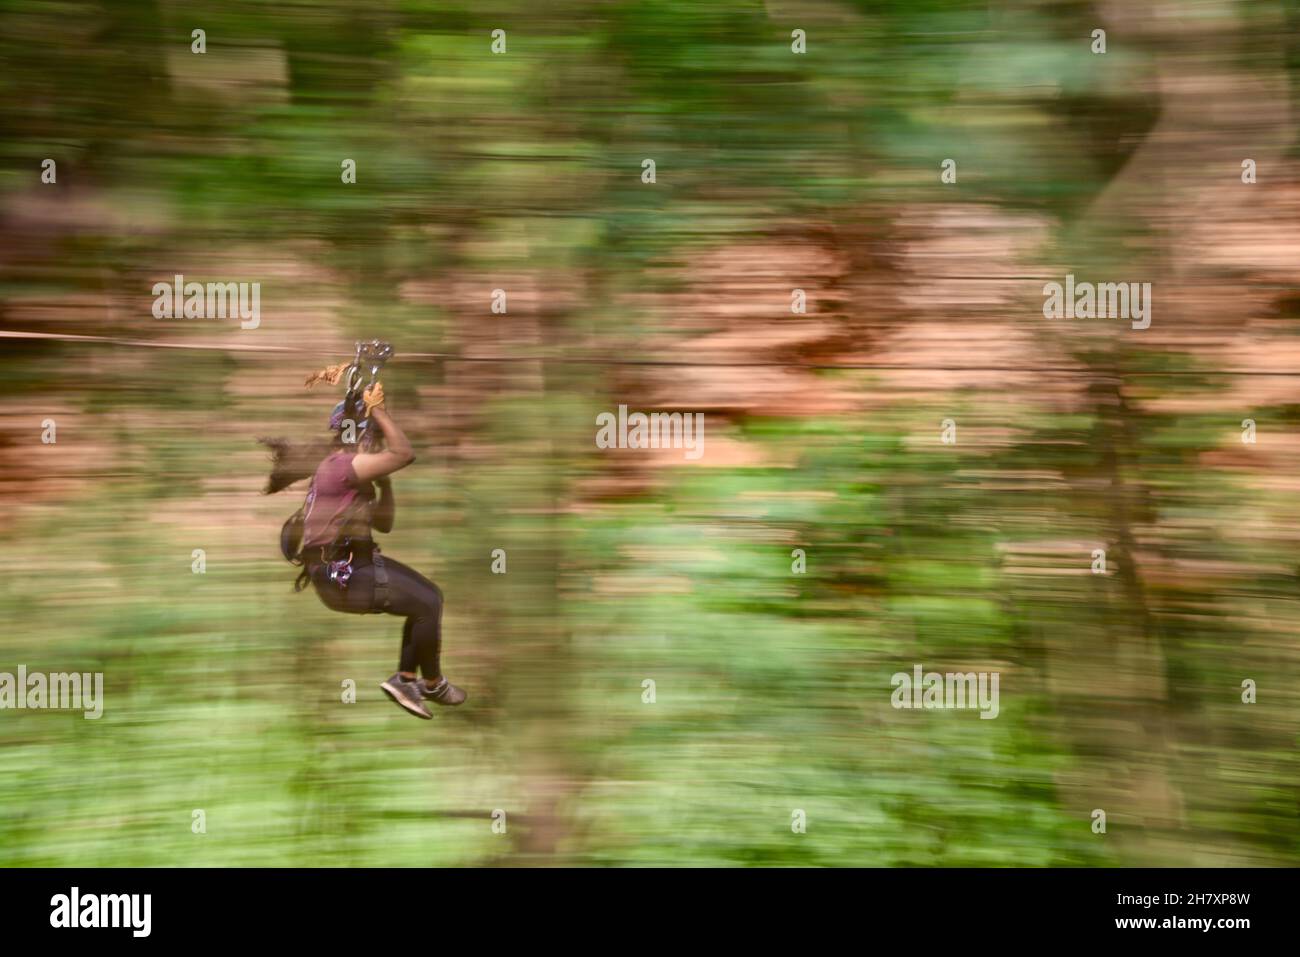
[309,552,445,679]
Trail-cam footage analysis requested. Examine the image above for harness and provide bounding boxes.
[297,494,391,613]
[372,550,391,610]
[285,339,397,611]
[294,538,389,611]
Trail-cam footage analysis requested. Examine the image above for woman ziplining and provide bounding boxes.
[260,340,465,720]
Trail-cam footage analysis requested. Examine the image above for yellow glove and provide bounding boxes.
[363,382,386,416]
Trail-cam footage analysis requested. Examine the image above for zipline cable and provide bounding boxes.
[3,328,1300,375]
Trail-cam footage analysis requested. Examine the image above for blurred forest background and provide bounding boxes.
[1,0,1299,866]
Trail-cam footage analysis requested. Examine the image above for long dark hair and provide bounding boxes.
[260,392,374,494]
[258,436,337,494]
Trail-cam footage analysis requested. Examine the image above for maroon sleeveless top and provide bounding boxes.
[301,451,375,549]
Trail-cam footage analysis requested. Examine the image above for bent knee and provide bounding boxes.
[420,584,444,616]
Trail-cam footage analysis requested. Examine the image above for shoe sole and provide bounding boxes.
[381,681,433,719]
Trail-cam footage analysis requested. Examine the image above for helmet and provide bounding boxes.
[329,394,370,439]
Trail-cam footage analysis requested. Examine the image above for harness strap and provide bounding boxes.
[371,549,391,612]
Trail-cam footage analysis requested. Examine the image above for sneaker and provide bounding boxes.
[380,673,433,720]
[420,676,467,707]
